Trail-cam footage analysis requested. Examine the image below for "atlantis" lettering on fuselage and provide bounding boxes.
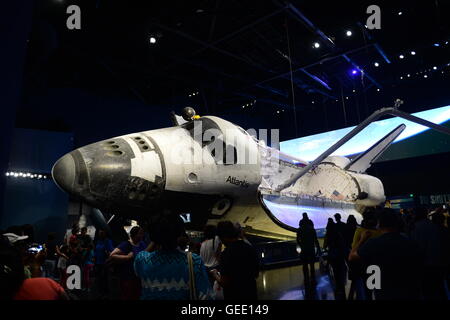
[226,176,249,188]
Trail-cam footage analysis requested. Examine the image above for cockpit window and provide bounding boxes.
[181,118,238,165]
[181,118,222,147]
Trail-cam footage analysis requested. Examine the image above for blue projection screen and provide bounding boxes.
[281,105,450,162]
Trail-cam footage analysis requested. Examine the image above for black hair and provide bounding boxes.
[217,221,239,239]
[413,207,428,221]
[149,214,185,250]
[71,225,79,234]
[347,215,357,227]
[47,232,56,241]
[203,225,216,240]
[431,211,445,226]
[334,213,342,221]
[361,208,378,229]
[377,209,403,231]
[129,226,142,239]
[0,247,25,300]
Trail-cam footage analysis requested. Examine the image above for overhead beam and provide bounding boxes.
[284,2,336,49]
[282,2,382,89]
[357,22,391,64]
[342,54,382,88]
[193,6,288,56]
[252,44,374,88]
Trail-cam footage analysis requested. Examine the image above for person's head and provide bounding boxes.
[21,225,34,243]
[377,209,403,232]
[234,222,245,238]
[203,225,216,240]
[334,213,342,222]
[302,212,309,220]
[326,219,336,232]
[129,226,144,243]
[347,215,357,226]
[80,227,87,235]
[149,214,185,250]
[217,221,239,246]
[299,218,314,229]
[361,209,377,229]
[0,246,25,300]
[71,224,79,235]
[6,226,23,237]
[431,211,445,226]
[47,232,56,242]
[413,207,428,221]
[98,229,107,240]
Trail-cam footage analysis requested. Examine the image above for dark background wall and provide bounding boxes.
[1,128,73,242]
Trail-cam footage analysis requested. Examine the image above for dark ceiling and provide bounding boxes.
[18,0,450,142]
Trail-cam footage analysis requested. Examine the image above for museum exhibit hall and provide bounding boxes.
[1,0,450,306]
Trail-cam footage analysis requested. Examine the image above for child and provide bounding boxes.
[56,244,69,289]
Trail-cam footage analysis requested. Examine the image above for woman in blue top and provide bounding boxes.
[109,226,148,300]
[134,214,212,300]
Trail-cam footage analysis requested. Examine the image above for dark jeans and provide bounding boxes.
[329,257,347,298]
[422,266,448,300]
[302,262,316,285]
[95,264,109,295]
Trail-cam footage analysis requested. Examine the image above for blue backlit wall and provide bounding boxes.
[281,105,450,162]
[1,128,73,243]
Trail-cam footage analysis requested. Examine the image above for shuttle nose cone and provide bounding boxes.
[52,153,76,193]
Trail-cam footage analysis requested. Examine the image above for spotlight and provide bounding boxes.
[374,62,380,67]
[433,66,437,70]
[407,74,410,77]
[149,36,157,44]
[346,30,352,37]
[410,51,416,55]
[6,172,9,176]
[38,175,42,179]
[377,88,380,92]
[276,111,280,114]
[400,76,403,80]
[399,55,404,59]
[313,42,320,49]
[424,75,428,78]
[352,89,356,93]
[398,11,403,16]
[433,43,440,47]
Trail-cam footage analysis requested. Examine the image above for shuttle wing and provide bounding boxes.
[345,124,406,173]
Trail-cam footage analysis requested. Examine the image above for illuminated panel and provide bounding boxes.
[281,105,450,161]
[259,194,362,236]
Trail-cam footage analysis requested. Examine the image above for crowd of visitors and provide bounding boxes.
[1,205,448,300]
[0,217,260,300]
[296,206,450,300]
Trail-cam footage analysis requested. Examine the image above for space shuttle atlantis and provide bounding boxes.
[52,103,450,239]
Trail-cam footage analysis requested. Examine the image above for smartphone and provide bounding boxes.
[27,244,43,254]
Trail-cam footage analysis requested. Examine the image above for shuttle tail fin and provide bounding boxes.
[344,124,406,173]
